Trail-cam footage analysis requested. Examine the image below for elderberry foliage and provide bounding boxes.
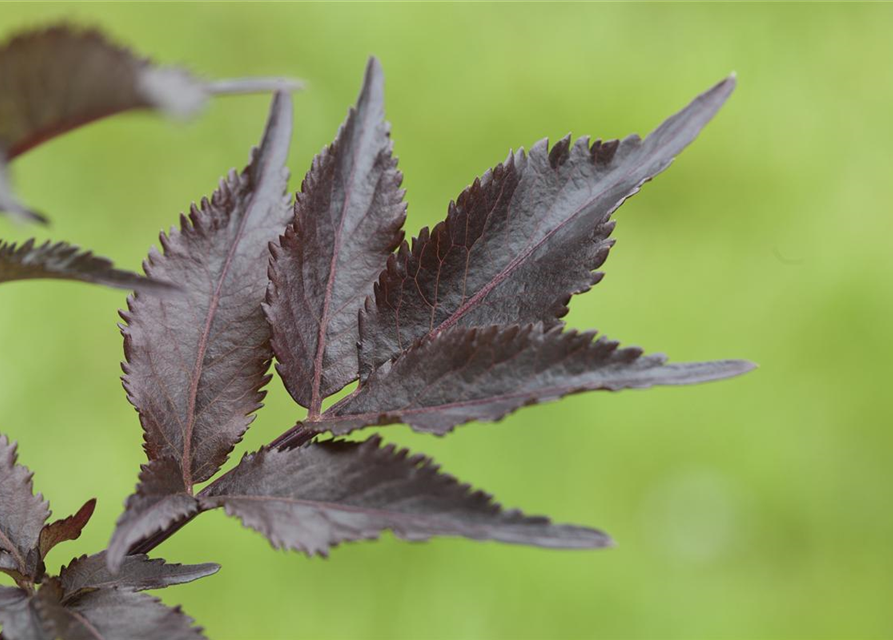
[0,23,755,640]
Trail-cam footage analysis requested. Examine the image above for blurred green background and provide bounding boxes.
[2,3,892,639]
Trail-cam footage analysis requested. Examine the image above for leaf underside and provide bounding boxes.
[200,436,611,556]
[265,56,406,414]
[0,24,301,223]
[302,324,754,436]
[120,91,293,492]
[357,76,736,379]
[0,239,173,292]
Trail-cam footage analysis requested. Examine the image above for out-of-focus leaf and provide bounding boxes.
[26,580,206,640]
[265,57,406,414]
[0,436,48,581]
[59,552,218,601]
[0,585,38,640]
[107,459,198,572]
[200,436,611,556]
[0,239,175,292]
[0,556,214,639]
[358,77,736,378]
[37,500,96,561]
[279,324,754,440]
[120,92,292,491]
[0,24,302,223]
[0,164,45,224]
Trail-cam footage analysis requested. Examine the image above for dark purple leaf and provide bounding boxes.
[120,92,293,491]
[0,239,174,293]
[107,459,198,572]
[358,76,735,378]
[200,436,611,556]
[0,24,301,223]
[38,500,96,561]
[284,324,754,439]
[29,580,206,640]
[59,553,218,601]
[0,585,38,640]
[265,57,406,414]
[0,436,48,581]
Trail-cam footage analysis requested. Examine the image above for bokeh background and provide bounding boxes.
[2,3,892,639]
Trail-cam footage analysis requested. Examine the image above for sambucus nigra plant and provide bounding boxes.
[0,25,754,639]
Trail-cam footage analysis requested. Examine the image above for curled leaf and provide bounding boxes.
[38,499,96,561]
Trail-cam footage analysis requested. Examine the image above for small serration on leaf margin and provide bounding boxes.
[200,436,611,556]
[279,324,754,440]
[0,435,49,581]
[107,458,199,572]
[120,91,293,491]
[0,239,174,292]
[265,56,406,414]
[358,76,735,378]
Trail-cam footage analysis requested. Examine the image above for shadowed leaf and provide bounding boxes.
[38,499,96,561]
[0,239,174,292]
[0,585,33,640]
[0,435,49,581]
[26,579,206,640]
[120,92,293,491]
[107,459,198,573]
[265,56,406,414]
[0,24,301,223]
[358,76,735,378]
[281,324,754,440]
[200,436,611,556]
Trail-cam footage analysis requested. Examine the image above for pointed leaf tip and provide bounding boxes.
[265,53,405,411]
[359,77,736,376]
[201,436,612,556]
[0,238,177,292]
[324,325,754,437]
[38,498,97,560]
